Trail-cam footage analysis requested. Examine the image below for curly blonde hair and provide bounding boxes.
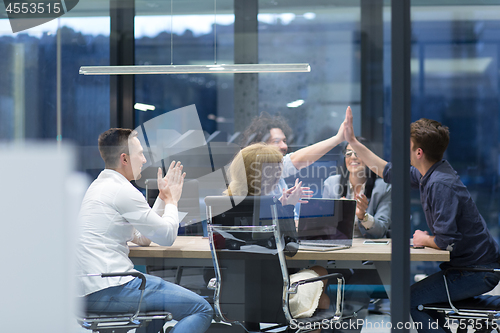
[225,143,283,197]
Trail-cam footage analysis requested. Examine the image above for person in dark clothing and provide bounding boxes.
[342,106,500,333]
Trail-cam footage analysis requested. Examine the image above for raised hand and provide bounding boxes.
[280,178,313,206]
[335,119,346,143]
[298,184,314,204]
[344,106,356,144]
[157,166,168,199]
[157,161,186,206]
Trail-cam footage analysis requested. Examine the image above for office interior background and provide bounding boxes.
[2,0,500,330]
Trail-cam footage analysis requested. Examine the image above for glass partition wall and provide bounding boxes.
[0,3,110,178]
[2,0,500,331]
[134,1,374,229]
[407,5,500,302]
[410,3,500,239]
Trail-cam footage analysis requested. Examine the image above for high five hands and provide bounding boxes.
[343,106,356,144]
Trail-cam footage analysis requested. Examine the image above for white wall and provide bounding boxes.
[0,143,88,333]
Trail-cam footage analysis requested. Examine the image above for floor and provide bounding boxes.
[77,267,500,333]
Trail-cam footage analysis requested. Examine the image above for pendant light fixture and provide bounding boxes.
[80,0,310,75]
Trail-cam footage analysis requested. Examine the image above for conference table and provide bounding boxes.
[129,236,449,262]
[129,236,449,298]
[129,236,449,332]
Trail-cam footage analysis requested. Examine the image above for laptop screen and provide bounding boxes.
[297,198,356,245]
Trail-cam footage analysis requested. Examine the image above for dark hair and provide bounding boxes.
[410,118,449,163]
[338,137,378,199]
[98,128,137,168]
[239,111,292,147]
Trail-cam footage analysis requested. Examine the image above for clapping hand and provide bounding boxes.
[280,178,313,206]
[355,193,369,220]
[157,161,186,206]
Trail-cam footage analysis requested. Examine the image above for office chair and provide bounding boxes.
[78,272,173,333]
[205,195,345,333]
[418,267,500,333]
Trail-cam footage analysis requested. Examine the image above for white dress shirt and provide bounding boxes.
[76,169,179,296]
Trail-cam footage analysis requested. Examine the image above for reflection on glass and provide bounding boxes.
[0,16,110,179]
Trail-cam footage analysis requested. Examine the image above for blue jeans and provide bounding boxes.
[84,274,213,333]
[410,262,500,333]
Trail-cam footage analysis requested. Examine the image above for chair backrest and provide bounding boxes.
[205,196,295,326]
[205,195,273,226]
[206,195,297,243]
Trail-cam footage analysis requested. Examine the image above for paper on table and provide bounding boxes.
[299,245,349,252]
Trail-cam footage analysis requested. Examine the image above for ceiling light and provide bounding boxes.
[287,99,305,108]
[410,58,492,74]
[80,64,311,75]
[80,1,311,76]
[134,103,156,111]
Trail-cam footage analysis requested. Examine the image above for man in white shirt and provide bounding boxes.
[77,128,213,333]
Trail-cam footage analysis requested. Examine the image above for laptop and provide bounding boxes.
[297,198,356,251]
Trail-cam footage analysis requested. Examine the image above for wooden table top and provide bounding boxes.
[128,236,450,262]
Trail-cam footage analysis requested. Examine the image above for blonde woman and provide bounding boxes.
[225,143,309,206]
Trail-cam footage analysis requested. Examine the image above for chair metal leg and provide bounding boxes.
[245,322,260,331]
[175,266,184,285]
